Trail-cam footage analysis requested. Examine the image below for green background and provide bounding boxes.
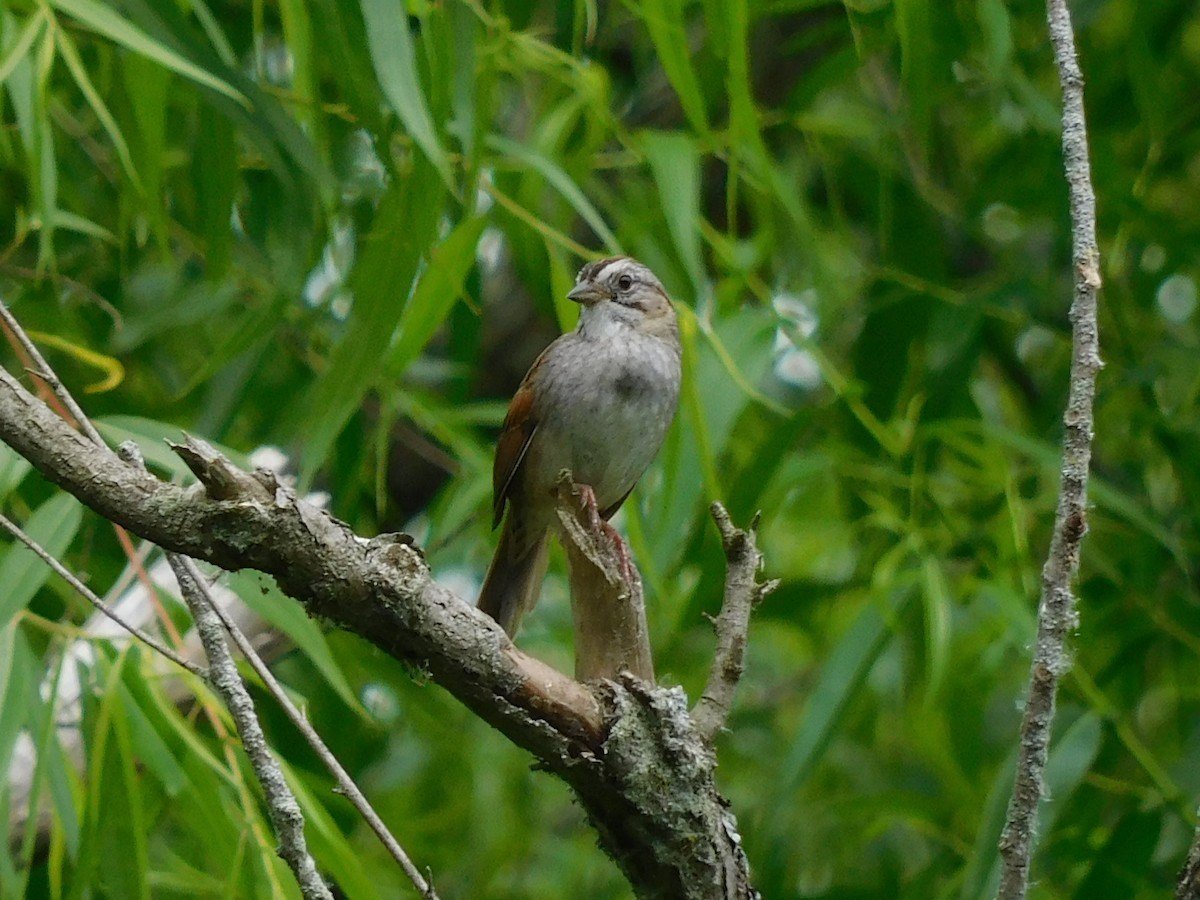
[0,0,1197,896]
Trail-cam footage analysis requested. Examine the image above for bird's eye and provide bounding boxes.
[617,274,633,291]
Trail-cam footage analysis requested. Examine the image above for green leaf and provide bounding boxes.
[487,133,620,253]
[0,624,36,895]
[640,130,705,297]
[0,8,46,85]
[0,442,32,500]
[635,0,710,136]
[919,555,951,702]
[76,652,150,900]
[283,765,384,900]
[0,493,83,629]
[47,209,117,243]
[95,416,252,481]
[360,0,454,188]
[976,0,1013,78]
[53,24,142,193]
[297,157,446,486]
[1072,809,1162,899]
[20,648,82,861]
[48,0,247,105]
[962,714,1102,897]
[116,674,188,797]
[386,214,488,375]
[777,588,912,793]
[191,102,237,275]
[894,0,933,145]
[225,571,366,715]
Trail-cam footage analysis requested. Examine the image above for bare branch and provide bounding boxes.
[0,361,603,745]
[1179,849,1200,899]
[692,504,778,745]
[554,472,655,683]
[997,1,1103,896]
[0,301,107,449]
[0,347,762,896]
[176,553,439,898]
[166,553,332,900]
[0,511,207,679]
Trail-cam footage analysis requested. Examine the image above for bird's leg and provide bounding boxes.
[576,484,637,589]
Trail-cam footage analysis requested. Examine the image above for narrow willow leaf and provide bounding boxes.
[0,9,46,85]
[298,156,446,487]
[0,443,32,501]
[53,25,142,193]
[547,242,580,334]
[21,650,81,862]
[282,764,384,900]
[44,209,117,243]
[360,0,453,188]
[26,331,124,393]
[116,675,188,797]
[120,52,170,249]
[387,214,488,375]
[963,713,1102,897]
[635,0,710,136]
[920,555,951,702]
[0,626,35,870]
[33,36,58,269]
[677,304,790,417]
[225,571,366,715]
[487,133,620,253]
[94,416,254,494]
[0,493,83,629]
[278,0,320,140]
[89,654,150,900]
[777,589,911,793]
[48,0,247,105]
[641,130,705,297]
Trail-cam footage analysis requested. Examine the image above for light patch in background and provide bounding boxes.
[302,218,356,314]
[361,683,401,724]
[1156,273,1197,324]
[1140,243,1166,274]
[772,289,822,390]
[982,202,1022,244]
[1015,323,1057,364]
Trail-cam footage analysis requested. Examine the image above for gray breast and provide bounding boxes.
[613,366,652,401]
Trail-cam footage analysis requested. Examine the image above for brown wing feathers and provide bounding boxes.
[491,363,540,528]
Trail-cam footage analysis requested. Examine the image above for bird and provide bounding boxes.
[477,256,683,636]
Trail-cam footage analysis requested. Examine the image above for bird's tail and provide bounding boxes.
[477,522,550,637]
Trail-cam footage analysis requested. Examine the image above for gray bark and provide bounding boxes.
[0,365,761,898]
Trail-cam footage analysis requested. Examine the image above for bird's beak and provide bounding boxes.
[567,282,608,305]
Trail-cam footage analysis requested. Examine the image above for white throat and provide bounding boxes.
[576,302,638,342]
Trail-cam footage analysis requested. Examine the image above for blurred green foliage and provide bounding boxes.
[0,0,1198,896]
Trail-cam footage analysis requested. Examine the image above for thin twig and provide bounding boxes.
[0,302,329,896]
[166,554,333,900]
[0,302,107,448]
[691,504,778,744]
[0,511,208,679]
[171,553,438,899]
[996,1,1103,897]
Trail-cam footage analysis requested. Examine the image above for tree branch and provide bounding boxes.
[0,511,206,679]
[167,553,333,900]
[554,472,655,683]
[163,546,437,898]
[692,505,778,745]
[0,365,760,897]
[997,1,1103,896]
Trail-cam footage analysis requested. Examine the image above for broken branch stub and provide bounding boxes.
[553,471,655,684]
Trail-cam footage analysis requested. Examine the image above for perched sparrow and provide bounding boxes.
[478,256,683,636]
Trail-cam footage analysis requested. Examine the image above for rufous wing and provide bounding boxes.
[491,358,542,528]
